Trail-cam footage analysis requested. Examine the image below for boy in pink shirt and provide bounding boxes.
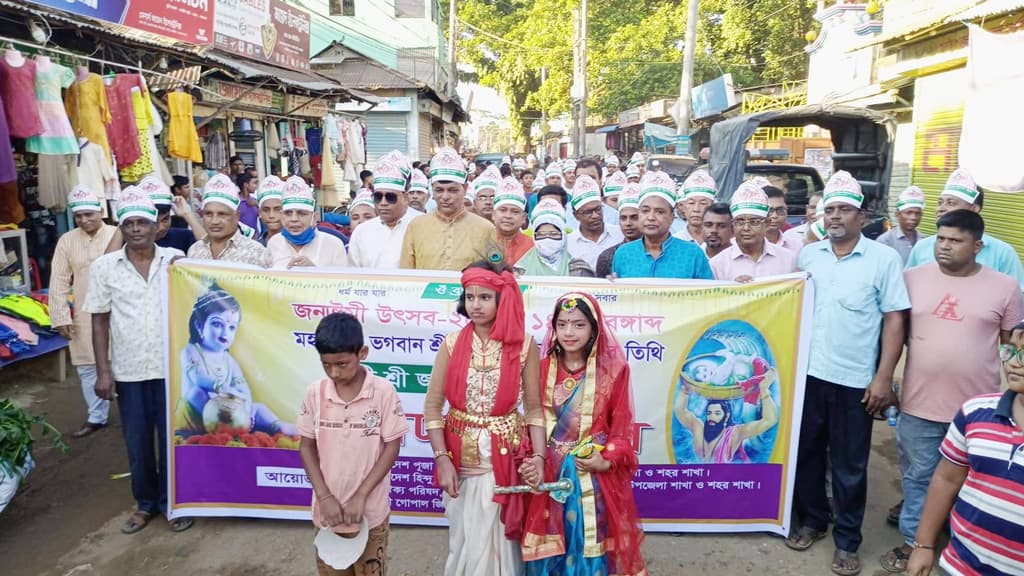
[298,313,408,575]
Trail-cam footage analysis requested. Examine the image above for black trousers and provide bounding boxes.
[793,375,874,552]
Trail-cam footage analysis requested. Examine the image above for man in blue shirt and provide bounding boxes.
[905,167,1024,293]
[612,170,713,280]
[786,170,910,576]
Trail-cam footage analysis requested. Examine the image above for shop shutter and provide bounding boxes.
[364,113,408,168]
[912,69,1024,259]
[418,113,432,162]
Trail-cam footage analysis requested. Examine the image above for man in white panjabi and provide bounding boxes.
[266,177,348,269]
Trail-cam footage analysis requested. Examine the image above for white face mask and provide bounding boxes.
[534,237,565,263]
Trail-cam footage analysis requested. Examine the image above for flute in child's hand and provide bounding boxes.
[494,479,572,495]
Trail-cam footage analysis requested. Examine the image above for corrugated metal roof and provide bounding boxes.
[203,50,346,92]
[314,60,420,90]
[951,0,1024,20]
[146,66,202,92]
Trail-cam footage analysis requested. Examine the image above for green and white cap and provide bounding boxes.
[409,169,430,193]
[638,170,676,207]
[474,165,502,194]
[202,173,241,211]
[282,176,315,212]
[562,159,577,174]
[682,169,717,201]
[139,175,173,207]
[604,171,627,197]
[531,197,566,231]
[896,185,925,212]
[373,161,408,193]
[379,150,411,178]
[116,186,158,222]
[823,170,864,209]
[618,182,641,211]
[257,175,286,207]
[730,181,770,218]
[429,147,468,184]
[67,185,102,214]
[494,177,527,211]
[569,175,602,211]
[941,168,978,205]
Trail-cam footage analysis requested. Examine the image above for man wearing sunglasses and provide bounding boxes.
[879,208,1023,574]
[348,160,422,269]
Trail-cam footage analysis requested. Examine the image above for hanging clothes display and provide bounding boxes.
[77,140,117,214]
[26,56,80,155]
[166,91,203,163]
[319,130,336,188]
[0,66,16,185]
[103,73,143,168]
[119,87,154,182]
[37,155,76,210]
[204,129,227,170]
[64,71,112,162]
[0,50,42,138]
[340,117,357,181]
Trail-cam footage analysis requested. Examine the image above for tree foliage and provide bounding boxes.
[456,0,817,145]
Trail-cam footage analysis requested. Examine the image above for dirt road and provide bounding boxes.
[2,356,909,576]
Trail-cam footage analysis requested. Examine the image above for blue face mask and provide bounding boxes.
[281,226,316,246]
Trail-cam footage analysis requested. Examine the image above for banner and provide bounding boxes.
[166,262,811,535]
[213,0,311,70]
[26,0,213,45]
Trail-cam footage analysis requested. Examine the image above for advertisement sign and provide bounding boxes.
[213,0,311,70]
[166,263,811,534]
[692,74,738,120]
[203,79,284,112]
[25,0,212,45]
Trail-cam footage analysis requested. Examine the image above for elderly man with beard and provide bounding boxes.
[672,367,778,463]
[710,183,796,282]
[594,183,642,278]
[401,147,496,271]
[612,171,713,280]
[701,203,733,260]
[787,171,910,576]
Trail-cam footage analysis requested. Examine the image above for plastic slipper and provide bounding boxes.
[880,546,910,573]
[120,510,152,535]
[169,517,194,533]
[785,526,827,551]
[832,550,862,576]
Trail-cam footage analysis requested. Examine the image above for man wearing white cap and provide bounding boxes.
[348,190,378,232]
[267,177,349,269]
[710,182,796,282]
[349,162,422,269]
[492,177,533,264]
[407,169,434,213]
[471,165,501,221]
[574,158,620,228]
[562,159,578,191]
[612,171,713,280]
[905,168,1024,293]
[625,163,641,183]
[256,176,286,245]
[604,154,620,175]
[187,173,270,267]
[544,163,564,188]
[595,183,643,278]
[603,171,627,211]
[672,169,717,242]
[401,147,496,271]
[84,187,193,534]
[874,186,924,265]
[50,185,122,438]
[783,192,824,248]
[566,175,622,271]
[787,170,909,575]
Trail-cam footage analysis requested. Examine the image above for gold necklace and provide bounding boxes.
[561,364,585,391]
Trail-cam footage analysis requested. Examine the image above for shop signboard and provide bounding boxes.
[213,0,311,71]
[286,95,332,118]
[204,79,284,112]
[25,0,213,45]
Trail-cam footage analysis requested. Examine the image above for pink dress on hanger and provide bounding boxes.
[26,57,79,155]
[103,74,143,168]
[0,51,43,138]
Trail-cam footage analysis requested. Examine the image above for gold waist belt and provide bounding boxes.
[445,407,522,448]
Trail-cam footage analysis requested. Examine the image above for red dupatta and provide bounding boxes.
[441,267,529,540]
[521,292,647,575]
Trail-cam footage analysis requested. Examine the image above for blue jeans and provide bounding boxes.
[897,412,948,544]
[116,379,168,515]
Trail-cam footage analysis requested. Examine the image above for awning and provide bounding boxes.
[847,1,984,51]
[595,124,618,133]
[952,0,1024,21]
[203,50,346,92]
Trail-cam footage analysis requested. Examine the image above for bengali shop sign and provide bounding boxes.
[213,0,311,70]
[165,262,811,534]
[26,0,213,45]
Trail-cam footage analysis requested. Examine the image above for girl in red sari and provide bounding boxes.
[424,260,546,576]
[519,292,647,576]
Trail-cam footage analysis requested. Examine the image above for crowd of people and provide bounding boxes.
[44,144,1024,576]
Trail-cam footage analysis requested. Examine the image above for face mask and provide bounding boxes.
[535,237,565,261]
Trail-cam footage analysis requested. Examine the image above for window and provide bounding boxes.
[329,0,355,16]
[395,0,424,18]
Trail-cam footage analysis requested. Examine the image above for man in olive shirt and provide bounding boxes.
[400,147,496,270]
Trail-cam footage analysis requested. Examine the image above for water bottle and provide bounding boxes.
[885,405,899,427]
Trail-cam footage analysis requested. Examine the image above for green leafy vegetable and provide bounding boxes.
[0,399,69,475]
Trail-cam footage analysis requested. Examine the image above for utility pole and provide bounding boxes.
[571,9,580,157]
[677,0,699,137]
[578,0,588,158]
[447,0,457,97]
[540,67,547,161]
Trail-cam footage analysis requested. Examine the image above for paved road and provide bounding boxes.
[1,357,913,576]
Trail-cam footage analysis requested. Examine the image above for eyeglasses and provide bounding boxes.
[768,207,788,216]
[535,232,563,241]
[372,191,400,204]
[1000,344,1024,363]
[733,218,766,229]
[577,206,602,218]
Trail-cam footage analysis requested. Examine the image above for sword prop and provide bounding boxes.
[494,479,572,495]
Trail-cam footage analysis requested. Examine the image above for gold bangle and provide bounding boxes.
[433,449,452,460]
[525,418,546,428]
[425,420,444,430]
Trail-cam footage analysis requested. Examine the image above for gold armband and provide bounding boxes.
[424,419,444,430]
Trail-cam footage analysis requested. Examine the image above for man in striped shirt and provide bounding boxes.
[907,320,1024,576]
